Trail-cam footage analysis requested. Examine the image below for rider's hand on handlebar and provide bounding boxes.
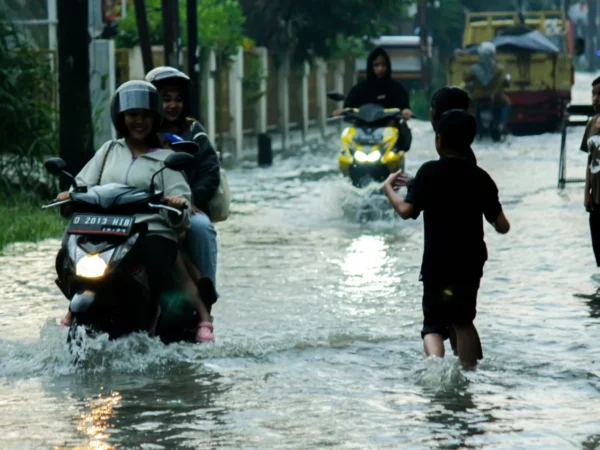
[332,109,343,117]
[164,196,188,209]
[56,191,70,201]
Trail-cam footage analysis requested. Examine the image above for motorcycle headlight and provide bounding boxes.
[76,254,107,279]
[354,150,368,162]
[367,150,382,162]
[355,150,381,163]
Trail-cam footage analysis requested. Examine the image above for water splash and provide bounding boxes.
[412,356,469,391]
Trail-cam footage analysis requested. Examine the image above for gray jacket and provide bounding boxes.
[73,139,192,241]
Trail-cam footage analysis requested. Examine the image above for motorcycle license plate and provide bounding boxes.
[67,213,134,236]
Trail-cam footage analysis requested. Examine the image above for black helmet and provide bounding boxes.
[110,80,163,137]
[145,66,191,92]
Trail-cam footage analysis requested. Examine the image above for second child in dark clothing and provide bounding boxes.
[383,110,510,369]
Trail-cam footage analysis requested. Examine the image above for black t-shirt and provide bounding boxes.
[405,157,503,282]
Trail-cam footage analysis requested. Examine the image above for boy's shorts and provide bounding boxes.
[421,278,481,340]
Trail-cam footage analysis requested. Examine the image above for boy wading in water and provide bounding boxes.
[383,109,510,368]
[581,77,600,270]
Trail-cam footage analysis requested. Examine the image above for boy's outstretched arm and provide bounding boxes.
[492,211,510,234]
[383,172,414,219]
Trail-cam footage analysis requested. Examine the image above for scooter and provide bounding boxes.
[43,144,199,345]
[328,91,408,188]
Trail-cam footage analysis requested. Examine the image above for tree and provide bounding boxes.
[239,0,410,65]
[116,0,245,66]
[57,0,94,186]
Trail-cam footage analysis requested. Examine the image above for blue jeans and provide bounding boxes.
[184,212,219,298]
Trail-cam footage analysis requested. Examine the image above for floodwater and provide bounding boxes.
[1,74,600,449]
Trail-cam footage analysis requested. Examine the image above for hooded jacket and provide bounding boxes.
[344,47,410,110]
[73,139,192,242]
[160,118,220,216]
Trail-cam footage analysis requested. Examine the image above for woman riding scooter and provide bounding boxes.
[57,80,192,332]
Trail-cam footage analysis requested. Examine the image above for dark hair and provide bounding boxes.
[437,109,477,154]
[431,86,471,121]
[593,76,600,87]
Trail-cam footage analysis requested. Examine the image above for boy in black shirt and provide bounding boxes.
[383,110,510,368]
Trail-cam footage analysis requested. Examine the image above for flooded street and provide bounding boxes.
[1,75,600,449]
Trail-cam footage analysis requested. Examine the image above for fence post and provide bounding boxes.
[315,57,328,138]
[334,60,345,94]
[301,61,310,143]
[205,49,217,145]
[255,47,268,135]
[229,46,244,159]
[278,53,290,151]
[89,39,116,148]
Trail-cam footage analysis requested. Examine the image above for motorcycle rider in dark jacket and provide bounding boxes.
[334,47,413,150]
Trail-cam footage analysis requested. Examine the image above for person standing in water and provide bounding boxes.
[383,110,510,369]
[581,76,600,270]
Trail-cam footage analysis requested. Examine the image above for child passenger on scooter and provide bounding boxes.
[56,81,192,332]
[145,66,220,343]
[383,109,510,369]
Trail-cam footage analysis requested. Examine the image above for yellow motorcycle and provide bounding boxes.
[328,92,407,188]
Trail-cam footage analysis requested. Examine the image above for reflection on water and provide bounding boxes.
[1,73,600,448]
[75,391,121,450]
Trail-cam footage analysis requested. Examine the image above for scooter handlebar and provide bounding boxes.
[148,202,185,217]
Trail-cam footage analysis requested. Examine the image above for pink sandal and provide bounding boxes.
[60,311,73,327]
[196,321,214,343]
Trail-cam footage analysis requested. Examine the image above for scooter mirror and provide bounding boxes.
[164,152,195,171]
[327,91,345,102]
[44,157,68,176]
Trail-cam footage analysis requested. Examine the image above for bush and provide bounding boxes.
[0,193,64,253]
[0,14,58,198]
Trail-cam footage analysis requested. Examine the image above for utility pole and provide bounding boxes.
[588,0,597,71]
[161,0,179,68]
[57,0,94,187]
[418,1,431,95]
[187,0,201,120]
[134,0,153,74]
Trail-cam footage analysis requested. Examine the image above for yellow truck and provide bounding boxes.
[447,11,575,133]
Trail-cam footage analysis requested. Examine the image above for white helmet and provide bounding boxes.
[478,41,496,57]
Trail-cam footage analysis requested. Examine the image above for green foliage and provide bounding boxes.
[0,193,64,253]
[242,55,266,103]
[240,0,409,64]
[115,0,245,64]
[328,35,369,60]
[0,14,58,197]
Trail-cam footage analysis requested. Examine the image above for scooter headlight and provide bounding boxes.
[355,150,381,163]
[76,254,107,279]
[354,150,368,162]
